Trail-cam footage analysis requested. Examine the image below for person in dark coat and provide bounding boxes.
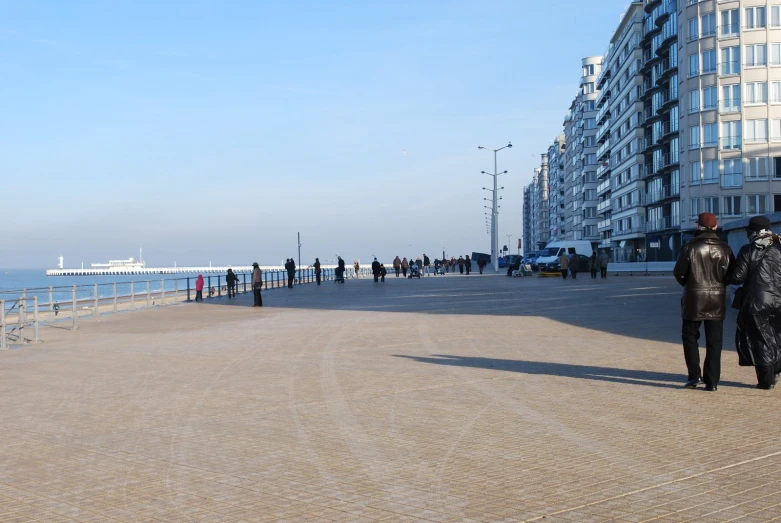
[401,257,409,277]
[465,255,471,275]
[286,259,296,288]
[558,253,569,279]
[393,256,402,277]
[727,215,781,389]
[226,268,239,298]
[380,264,387,282]
[478,256,487,274]
[423,254,431,276]
[336,256,346,283]
[589,253,599,279]
[371,258,381,282]
[569,253,578,279]
[251,263,263,307]
[314,258,322,285]
[673,213,733,391]
[457,256,465,274]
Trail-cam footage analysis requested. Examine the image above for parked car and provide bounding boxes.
[543,254,590,273]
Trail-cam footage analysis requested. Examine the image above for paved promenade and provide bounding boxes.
[1,273,780,522]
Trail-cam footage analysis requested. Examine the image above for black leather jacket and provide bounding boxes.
[673,231,733,321]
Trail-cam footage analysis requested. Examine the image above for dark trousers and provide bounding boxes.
[600,268,607,278]
[227,285,235,298]
[395,268,400,277]
[756,361,781,389]
[459,266,464,274]
[381,275,385,282]
[316,272,321,285]
[571,270,577,279]
[466,266,470,275]
[590,270,597,279]
[561,270,568,279]
[373,273,379,282]
[253,287,263,306]
[479,266,484,274]
[682,319,723,386]
[287,273,294,288]
[195,290,203,301]
[402,268,407,277]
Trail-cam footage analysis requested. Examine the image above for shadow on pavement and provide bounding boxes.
[393,354,752,390]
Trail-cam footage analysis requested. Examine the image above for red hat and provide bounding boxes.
[697,212,717,228]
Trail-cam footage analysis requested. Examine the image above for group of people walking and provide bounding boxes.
[675,213,781,391]
[558,251,609,280]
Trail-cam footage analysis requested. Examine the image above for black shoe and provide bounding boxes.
[685,379,701,389]
[704,384,717,392]
[756,384,775,390]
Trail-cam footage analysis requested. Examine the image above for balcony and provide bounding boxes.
[646,215,681,232]
[596,160,612,178]
[612,225,647,238]
[613,196,645,213]
[721,172,743,188]
[597,103,611,125]
[597,199,612,213]
[597,139,611,161]
[597,179,612,196]
[646,184,680,204]
[596,119,611,143]
[598,218,612,231]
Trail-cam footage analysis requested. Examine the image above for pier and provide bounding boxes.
[1,275,780,521]
[45,264,336,277]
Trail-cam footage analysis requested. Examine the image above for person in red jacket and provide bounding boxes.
[195,274,204,302]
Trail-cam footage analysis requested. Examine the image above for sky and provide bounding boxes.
[1,0,631,268]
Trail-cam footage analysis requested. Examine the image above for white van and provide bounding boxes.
[535,240,595,271]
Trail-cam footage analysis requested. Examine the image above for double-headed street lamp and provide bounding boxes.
[478,142,512,271]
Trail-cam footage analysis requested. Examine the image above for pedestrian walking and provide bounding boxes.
[727,216,781,389]
[589,253,599,279]
[336,256,346,283]
[478,256,487,274]
[314,258,322,285]
[393,256,402,277]
[599,251,609,279]
[674,213,733,391]
[354,260,360,279]
[401,257,409,277]
[286,258,296,288]
[569,253,578,279]
[423,254,431,276]
[226,268,239,298]
[251,262,263,307]
[458,256,465,274]
[559,253,569,279]
[195,274,205,301]
[380,264,387,282]
[465,255,471,275]
[371,258,381,282]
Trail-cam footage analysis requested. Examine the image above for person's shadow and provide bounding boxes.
[393,354,753,390]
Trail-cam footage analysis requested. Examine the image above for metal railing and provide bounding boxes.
[0,266,370,348]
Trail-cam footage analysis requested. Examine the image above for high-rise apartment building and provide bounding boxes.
[548,135,567,242]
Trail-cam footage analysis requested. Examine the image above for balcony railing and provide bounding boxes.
[646,215,681,232]
[597,199,612,213]
[721,172,743,188]
[597,138,611,160]
[720,98,741,113]
[597,179,611,196]
[596,160,611,178]
[720,61,741,76]
[598,218,612,231]
[720,136,742,150]
[646,184,681,204]
[718,24,740,39]
[613,225,647,237]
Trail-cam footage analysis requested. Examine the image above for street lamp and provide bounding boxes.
[478,142,512,271]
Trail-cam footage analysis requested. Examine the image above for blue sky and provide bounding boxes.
[1,0,629,268]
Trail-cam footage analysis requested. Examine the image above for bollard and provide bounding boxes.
[72,286,78,331]
[161,279,166,306]
[243,273,247,294]
[130,281,135,310]
[0,300,6,349]
[94,283,99,317]
[113,283,118,313]
[48,287,54,322]
[33,296,40,343]
[186,277,191,302]
[146,281,151,308]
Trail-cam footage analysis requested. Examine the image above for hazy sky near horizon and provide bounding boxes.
[1,0,629,268]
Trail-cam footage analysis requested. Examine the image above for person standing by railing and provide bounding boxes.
[195,274,205,302]
[371,258,381,282]
[286,259,296,289]
[226,268,238,298]
[252,263,263,307]
[314,258,322,285]
[353,260,360,279]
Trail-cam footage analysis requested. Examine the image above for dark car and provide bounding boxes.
[544,254,590,273]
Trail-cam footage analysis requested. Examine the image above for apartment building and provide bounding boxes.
[679,0,781,253]
[548,135,567,242]
[598,2,648,262]
[523,184,532,255]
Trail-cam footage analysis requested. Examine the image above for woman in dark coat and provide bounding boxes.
[727,216,781,389]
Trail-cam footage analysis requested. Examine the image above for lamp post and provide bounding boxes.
[479,142,512,271]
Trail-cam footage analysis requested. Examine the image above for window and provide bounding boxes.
[704,160,718,183]
[771,44,781,66]
[746,44,767,67]
[773,119,781,141]
[721,46,740,75]
[584,136,596,147]
[689,89,700,113]
[690,162,701,184]
[585,100,595,111]
[583,64,595,76]
[702,12,716,36]
[721,121,742,149]
[585,118,596,129]
[746,195,768,214]
[689,53,699,76]
[704,123,718,146]
[722,159,742,187]
[690,197,701,218]
[746,157,770,179]
[703,49,717,73]
[773,6,781,28]
[704,196,720,215]
[745,7,766,29]
[745,119,768,143]
[721,84,740,112]
[689,18,698,40]
[585,189,597,200]
[746,82,768,104]
[723,196,742,216]
[689,126,700,149]
[583,82,595,94]
[721,9,740,37]
[585,153,596,165]
[703,86,717,109]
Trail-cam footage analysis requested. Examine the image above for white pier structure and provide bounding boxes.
[46,265,288,277]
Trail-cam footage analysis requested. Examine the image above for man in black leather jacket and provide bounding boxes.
[673,213,733,391]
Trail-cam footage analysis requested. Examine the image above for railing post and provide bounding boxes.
[218,276,222,297]
[113,283,118,313]
[0,300,6,349]
[208,276,212,298]
[71,286,78,331]
[161,279,166,306]
[18,295,26,343]
[48,287,54,322]
[130,281,135,310]
[33,296,40,343]
[186,277,191,302]
[243,273,247,293]
[94,283,99,317]
[146,281,151,308]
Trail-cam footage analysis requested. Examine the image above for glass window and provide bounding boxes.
[704,160,719,183]
[689,89,700,112]
[689,126,700,149]
[746,157,770,179]
[722,9,740,36]
[723,196,742,216]
[690,197,701,217]
[721,84,740,112]
[690,162,701,184]
[689,53,699,76]
[702,13,716,35]
[721,46,740,75]
[704,196,720,214]
[746,82,768,104]
[721,121,742,149]
[585,118,596,129]
[745,7,766,29]
[703,49,717,73]
[746,44,767,67]
[703,86,717,109]
[772,119,781,141]
[773,6,781,27]
[772,44,781,66]
[689,18,698,40]
[745,119,768,143]
[746,194,768,214]
[704,123,718,146]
